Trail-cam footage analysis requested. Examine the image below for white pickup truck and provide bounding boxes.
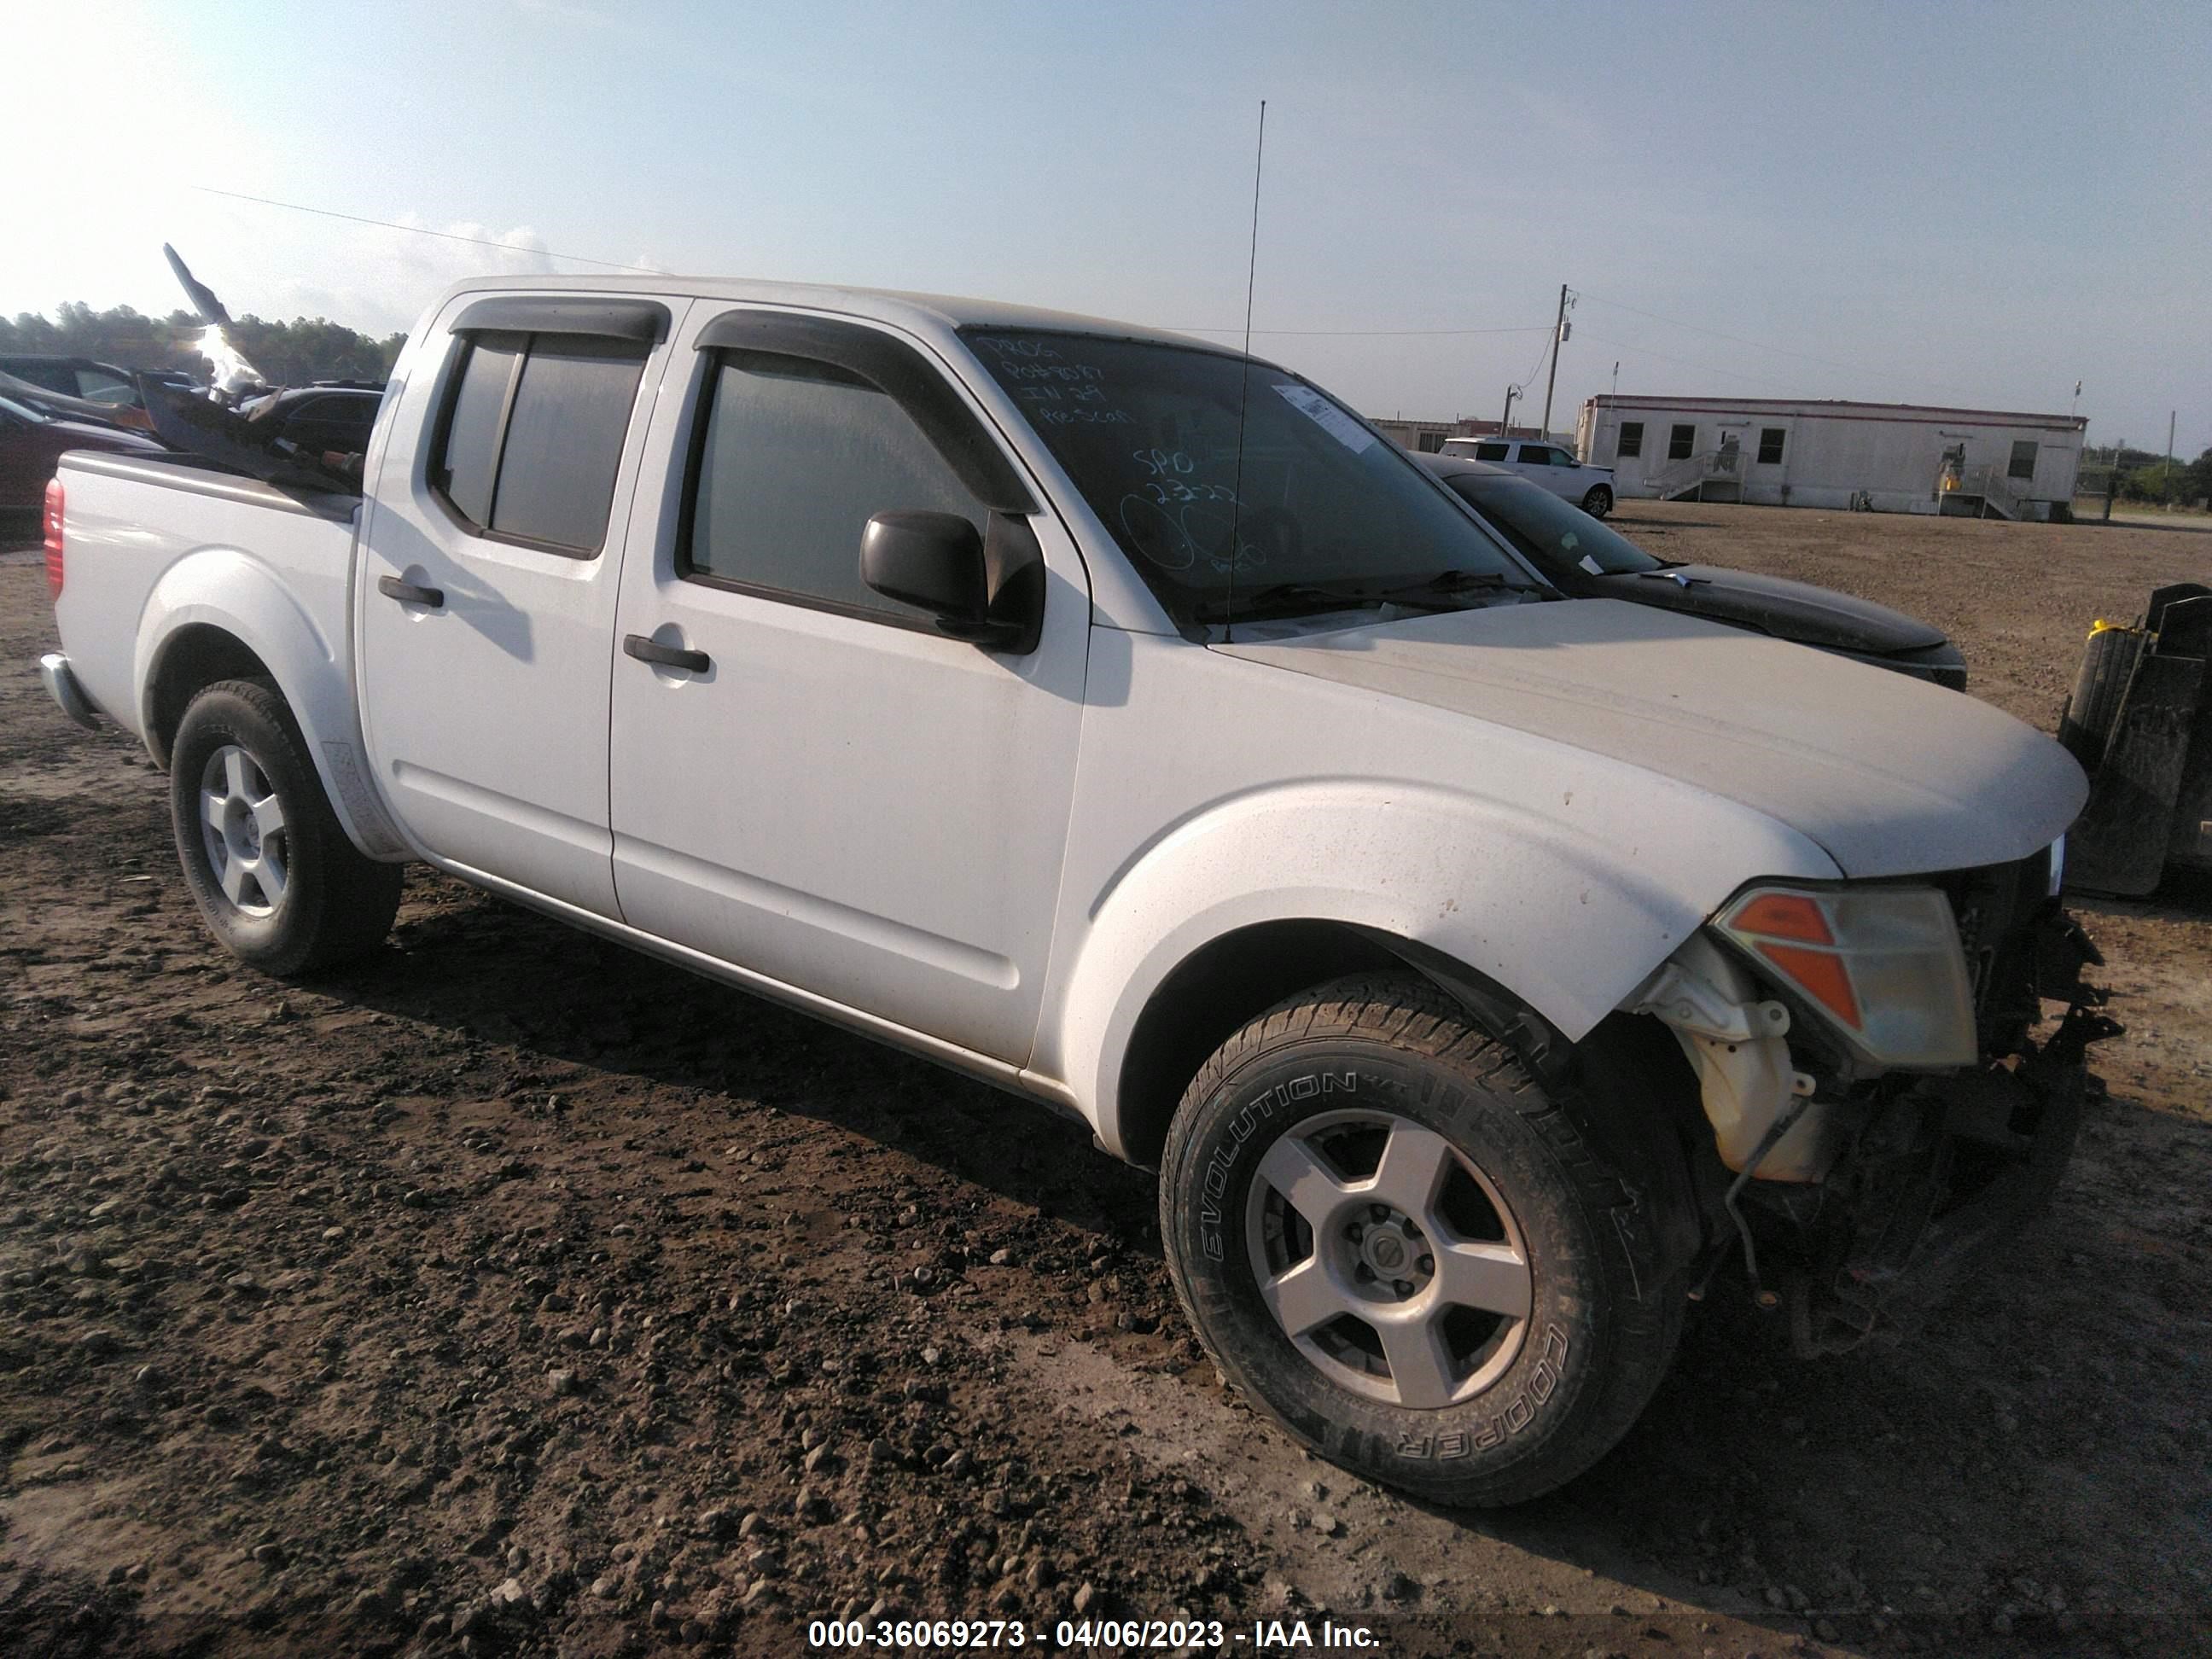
[38,276,2113,1505]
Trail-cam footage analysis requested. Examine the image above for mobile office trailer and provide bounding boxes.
[1577,395,2087,521]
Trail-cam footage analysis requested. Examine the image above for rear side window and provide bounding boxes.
[1473,441,1510,461]
[685,353,985,622]
[1617,421,1643,457]
[433,330,646,556]
[1668,423,1695,460]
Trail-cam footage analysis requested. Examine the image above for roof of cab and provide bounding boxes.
[429,272,1236,358]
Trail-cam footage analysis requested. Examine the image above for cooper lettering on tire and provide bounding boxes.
[1159,975,1685,1506]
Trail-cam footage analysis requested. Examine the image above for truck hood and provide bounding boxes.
[1587,564,1947,655]
[1215,598,2084,877]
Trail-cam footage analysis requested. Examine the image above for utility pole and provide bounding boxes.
[1500,384,1520,434]
[1540,283,1576,437]
[2167,409,2178,509]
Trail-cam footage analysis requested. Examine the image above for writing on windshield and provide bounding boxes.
[963,329,1534,625]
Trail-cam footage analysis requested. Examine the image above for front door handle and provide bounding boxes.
[624,633,711,674]
[377,574,444,608]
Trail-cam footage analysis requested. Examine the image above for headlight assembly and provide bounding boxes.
[1714,884,1977,1068]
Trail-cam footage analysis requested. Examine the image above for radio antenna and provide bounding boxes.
[1224,98,1266,644]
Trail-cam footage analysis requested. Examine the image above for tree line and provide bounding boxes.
[2081,443,2212,505]
[1,302,405,387]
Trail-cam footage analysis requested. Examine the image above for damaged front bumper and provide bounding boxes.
[1783,912,2122,1355]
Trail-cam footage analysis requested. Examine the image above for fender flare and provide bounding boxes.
[1041,779,1832,1160]
[135,549,409,859]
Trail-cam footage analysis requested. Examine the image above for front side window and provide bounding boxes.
[1758,427,1786,464]
[433,330,646,555]
[685,352,985,621]
[963,328,1541,627]
[2008,439,2038,480]
[1516,445,1553,466]
[1618,421,1644,457]
[1668,423,1696,460]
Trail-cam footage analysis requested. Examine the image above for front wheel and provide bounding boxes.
[1580,485,1614,518]
[170,678,403,976]
[1159,975,1683,1506]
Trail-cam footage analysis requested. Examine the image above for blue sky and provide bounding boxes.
[4,0,2205,452]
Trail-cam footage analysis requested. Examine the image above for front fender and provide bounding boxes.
[137,549,408,859]
[1045,779,1834,1160]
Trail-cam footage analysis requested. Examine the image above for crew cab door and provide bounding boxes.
[357,293,686,917]
[606,308,1088,1065]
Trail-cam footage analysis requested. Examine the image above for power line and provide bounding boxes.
[190,185,661,273]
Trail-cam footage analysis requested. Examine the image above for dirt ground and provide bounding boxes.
[2,503,2207,1659]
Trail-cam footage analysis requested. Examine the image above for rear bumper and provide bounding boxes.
[38,652,101,730]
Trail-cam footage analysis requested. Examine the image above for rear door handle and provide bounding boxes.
[624,633,711,674]
[377,574,444,608]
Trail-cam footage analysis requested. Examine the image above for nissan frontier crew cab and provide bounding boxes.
[38,276,2112,1506]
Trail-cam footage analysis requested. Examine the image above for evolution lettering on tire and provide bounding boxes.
[1197,1070,1358,1262]
[1160,975,1685,1506]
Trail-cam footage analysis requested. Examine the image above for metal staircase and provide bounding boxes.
[1642,442,1745,503]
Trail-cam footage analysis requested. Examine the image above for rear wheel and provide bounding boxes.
[1580,485,1614,518]
[170,678,403,976]
[1159,975,1683,1506]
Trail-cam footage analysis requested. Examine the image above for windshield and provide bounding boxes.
[962,329,1541,626]
[1445,474,1663,575]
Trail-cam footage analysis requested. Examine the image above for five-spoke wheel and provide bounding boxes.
[1249,1109,1530,1408]
[199,743,290,917]
[1161,975,1687,1506]
[170,678,403,975]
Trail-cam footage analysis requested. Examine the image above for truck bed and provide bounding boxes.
[52,448,360,744]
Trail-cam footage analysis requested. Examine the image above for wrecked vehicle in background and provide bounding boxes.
[0,389,166,535]
[36,275,2114,1506]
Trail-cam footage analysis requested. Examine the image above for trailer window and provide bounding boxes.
[2008,440,2037,480]
[1617,422,1643,458]
[1668,424,1695,460]
[1757,428,1785,464]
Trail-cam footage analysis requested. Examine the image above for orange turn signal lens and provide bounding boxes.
[1754,941,1863,1029]
[1726,891,1835,945]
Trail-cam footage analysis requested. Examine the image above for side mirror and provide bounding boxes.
[861,509,1043,653]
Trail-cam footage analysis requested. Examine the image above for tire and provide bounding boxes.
[1580,485,1614,519]
[169,678,403,976]
[1159,975,1683,1506]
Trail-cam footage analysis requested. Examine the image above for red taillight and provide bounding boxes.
[44,478,65,601]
